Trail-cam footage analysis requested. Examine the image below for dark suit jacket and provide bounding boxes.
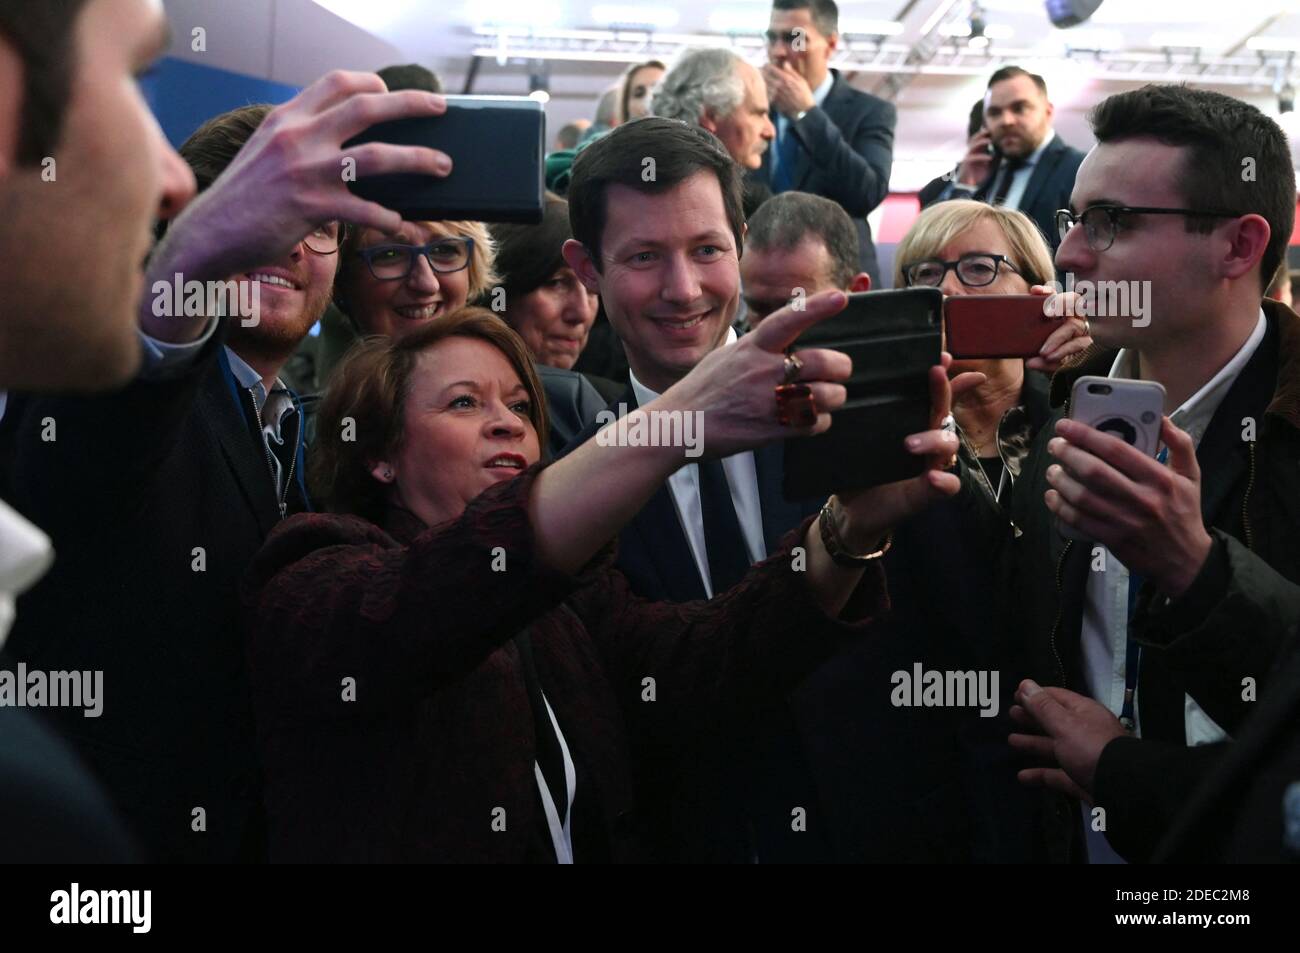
[5,329,310,862]
[918,168,959,209]
[567,386,842,860]
[1012,301,1300,861]
[1147,623,1300,863]
[937,134,1085,252]
[535,364,610,461]
[568,384,819,603]
[751,69,896,286]
[0,692,138,862]
[242,463,887,861]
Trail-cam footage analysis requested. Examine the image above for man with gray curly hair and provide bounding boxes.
[651,48,775,171]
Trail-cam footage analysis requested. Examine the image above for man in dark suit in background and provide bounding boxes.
[754,0,895,287]
[562,118,824,859]
[6,74,450,862]
[933,66,1085,251]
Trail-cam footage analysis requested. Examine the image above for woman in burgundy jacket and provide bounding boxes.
[242,299,967,862]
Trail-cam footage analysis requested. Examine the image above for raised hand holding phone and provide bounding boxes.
[958,128,996,186]
[1046,379,1213,597]
[144,70,451,343]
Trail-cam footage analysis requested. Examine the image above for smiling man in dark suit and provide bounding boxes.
[562,118,825,858]
[754,0,895,287]
[564,119,818,607]
[936,66,1086,252]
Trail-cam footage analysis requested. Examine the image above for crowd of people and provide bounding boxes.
[1,0,1298,865]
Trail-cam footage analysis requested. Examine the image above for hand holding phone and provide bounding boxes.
[1056,376,1166,541]
[343,95,545,223]
[959,129,995,185]
[945,294,1062,359]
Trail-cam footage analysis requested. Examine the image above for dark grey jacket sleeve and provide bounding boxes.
[790,98,895,217]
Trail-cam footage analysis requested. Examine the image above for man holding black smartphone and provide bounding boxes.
[4,66,453,862]
[1005,84,1300,863]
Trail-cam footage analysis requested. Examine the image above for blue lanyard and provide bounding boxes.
[1119,445,1169,732]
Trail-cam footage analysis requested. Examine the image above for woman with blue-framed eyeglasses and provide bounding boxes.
[334,219,497,341]
[288,218,498,393]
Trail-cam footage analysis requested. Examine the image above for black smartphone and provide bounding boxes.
[343,95,545,224]
[782,288,943,500]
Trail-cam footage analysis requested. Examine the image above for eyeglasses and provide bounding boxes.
[302,221,345,256]
[765,29,815,46]
[902,253,1023,289]
[1055,205,1243,252]
[353,237,475,281]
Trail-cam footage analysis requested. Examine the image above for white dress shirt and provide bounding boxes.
[1080,308,1267,746]
[628,328,767,597]
[0,499,53,651]
[1079,308,1266,863]
[224,348,298,500]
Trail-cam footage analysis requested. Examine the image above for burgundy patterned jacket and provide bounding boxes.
[242,464,887,862]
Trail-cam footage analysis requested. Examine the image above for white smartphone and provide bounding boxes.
[1057,375,1167,541]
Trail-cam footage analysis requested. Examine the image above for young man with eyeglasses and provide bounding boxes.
[1001,84,1300,863]
[5,77,452,862]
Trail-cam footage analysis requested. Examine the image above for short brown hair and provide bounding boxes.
[179,104,273,193]
[0,0,93,164]
[1089,84,1296,292]
[567,116,745,270]
[987,66,1047,98]
[772,0,839,38]
[310,306,548,521]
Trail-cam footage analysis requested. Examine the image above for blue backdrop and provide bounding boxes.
[141,57,301,149]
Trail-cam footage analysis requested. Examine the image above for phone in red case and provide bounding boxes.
[943,294,1059,359]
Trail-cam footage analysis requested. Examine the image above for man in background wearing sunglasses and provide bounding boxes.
[1003,84,1300,863]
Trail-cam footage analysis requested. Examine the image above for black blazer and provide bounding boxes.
[0,692,138,862]
[535,364,610,460]
[1149,624,1300,863]
[566,385,826,860]
[568,384,819,603]
[751,69,896,286]
[972,134,1085,251]
[5,330,309,863]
